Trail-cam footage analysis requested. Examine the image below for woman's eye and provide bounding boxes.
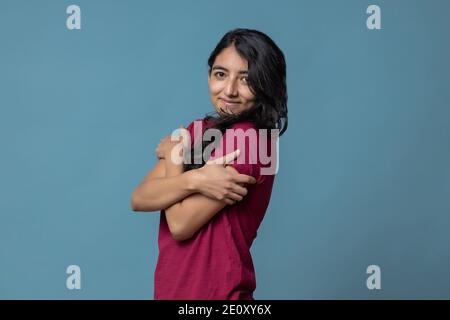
[241,77,249,84]
[215,72,225,78]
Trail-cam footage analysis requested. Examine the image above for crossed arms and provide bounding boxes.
[130,135,256,241]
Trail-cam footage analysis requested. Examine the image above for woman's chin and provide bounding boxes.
[213,103,244,116]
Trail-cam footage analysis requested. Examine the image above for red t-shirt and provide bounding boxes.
[154,118,277,300]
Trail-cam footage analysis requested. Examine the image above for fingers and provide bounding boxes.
[224,198,235,206]
[207,149,241,165]
[171,134,183,142]
[177,125,185,140]
[234,173,257,185]
[225,149,240,164]
[227,192,243,202]
[231,184,248,197]
[223,160,256,185]
[216,190,243,205]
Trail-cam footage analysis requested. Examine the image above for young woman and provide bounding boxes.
[131,28,288,300]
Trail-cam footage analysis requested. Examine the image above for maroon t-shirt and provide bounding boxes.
[154,118,276,300]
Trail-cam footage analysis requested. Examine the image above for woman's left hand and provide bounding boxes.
[155,136,178,159]
[155,126,185,160]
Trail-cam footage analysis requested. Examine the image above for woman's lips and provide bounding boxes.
[220,98,240,105]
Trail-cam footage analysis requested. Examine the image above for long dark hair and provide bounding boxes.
[184,28,288,171]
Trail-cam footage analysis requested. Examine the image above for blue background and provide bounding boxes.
[1,0,449,299]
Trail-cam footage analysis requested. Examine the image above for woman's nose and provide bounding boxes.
[224,78,238,97]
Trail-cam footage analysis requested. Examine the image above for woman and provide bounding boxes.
[131,28,288,300]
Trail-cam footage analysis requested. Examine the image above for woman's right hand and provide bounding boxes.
[192,149,257,205]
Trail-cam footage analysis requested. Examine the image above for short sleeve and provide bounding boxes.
[209,122,266,182]
[185,118,204,148]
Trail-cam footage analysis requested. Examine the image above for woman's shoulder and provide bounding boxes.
[185,118,259,140]
[227,121,257,132]
[184,118,206,133]
[185,117,205,127]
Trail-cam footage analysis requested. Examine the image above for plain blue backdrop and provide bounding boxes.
[1,0,449,299]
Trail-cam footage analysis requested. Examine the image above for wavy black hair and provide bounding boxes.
[184,28,288,171]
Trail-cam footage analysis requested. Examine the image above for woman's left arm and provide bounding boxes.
[163,147,238,242]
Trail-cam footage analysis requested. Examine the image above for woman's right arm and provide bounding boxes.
[130,156,256,212]
[130,159,197,212]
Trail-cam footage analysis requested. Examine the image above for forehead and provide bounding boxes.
[213,46,248,71]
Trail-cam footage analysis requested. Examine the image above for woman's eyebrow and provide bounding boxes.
[212,65,248,74]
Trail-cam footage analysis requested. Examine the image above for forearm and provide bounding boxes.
[163,156,227,241]
[162,150,253,241]
[131,171,196,212]
[165,194,226,241]
[164,151,184,178]
[163,153,196,237]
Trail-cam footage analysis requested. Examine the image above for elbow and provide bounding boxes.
[130,184,163,212]
[171,231,189,242]
[130,192,141,212]
[169,223,190,242]
[171,230,193,242]
[166,215,193,242]
[130,191,155,212]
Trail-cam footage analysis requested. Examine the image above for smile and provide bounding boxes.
[220,98,240,105]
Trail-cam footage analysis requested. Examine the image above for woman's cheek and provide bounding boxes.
[208,80,223,95]
[243,87,256,99]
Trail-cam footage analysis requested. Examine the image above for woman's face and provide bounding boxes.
[208,45,256,115]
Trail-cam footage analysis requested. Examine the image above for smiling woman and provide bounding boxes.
[208,46,256,114]
[131,28,288,300]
